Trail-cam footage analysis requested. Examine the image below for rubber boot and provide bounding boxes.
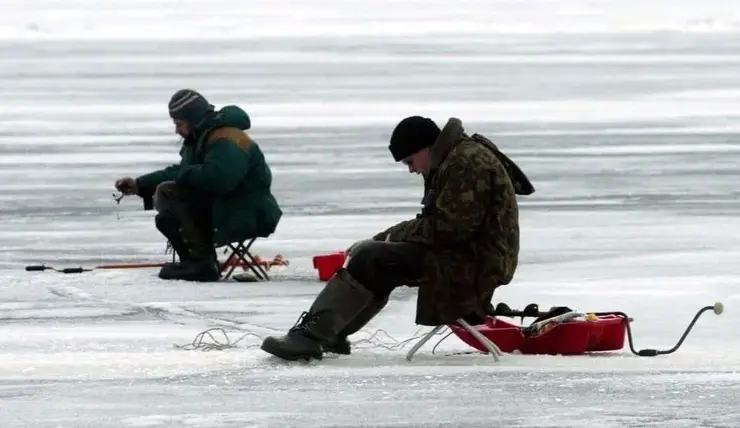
[155,212,192,267]
[158,236,219,282]
[159,251,220,282]
[323,295,388,355]
[260,268,374,361]
[156,212,220,282]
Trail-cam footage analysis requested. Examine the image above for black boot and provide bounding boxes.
[162,242,190,270]
[158,255,220,282]
[155,212,220,282]
[323,295,388,355]
[260,268,374,361]
[158,237,219,282]
[155,212,192,267]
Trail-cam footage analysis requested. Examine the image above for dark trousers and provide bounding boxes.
[346,240,426,298]
[153,181,214,260]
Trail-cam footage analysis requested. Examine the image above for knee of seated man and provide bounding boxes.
[153,181,180,211]
[348,240,388,263]
[345,241,387,279]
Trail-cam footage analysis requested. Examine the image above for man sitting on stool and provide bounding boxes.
[261,115,534,361]
[114,89,282,282]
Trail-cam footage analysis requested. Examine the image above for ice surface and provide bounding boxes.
[2,0,740,40]
[2,0,740,427]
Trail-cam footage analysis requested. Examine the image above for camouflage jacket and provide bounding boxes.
[373,118,534,326]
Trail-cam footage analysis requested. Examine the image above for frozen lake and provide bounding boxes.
[1,0,740,426]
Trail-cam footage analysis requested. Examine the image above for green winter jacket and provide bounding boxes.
[135,105,282,246]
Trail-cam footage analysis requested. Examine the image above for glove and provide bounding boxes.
[115,177,138,196]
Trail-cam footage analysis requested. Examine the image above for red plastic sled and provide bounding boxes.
[449,314,626,355]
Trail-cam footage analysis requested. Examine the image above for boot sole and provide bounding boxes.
[323,346,350,355]
[260,339,323,362]
[158,267,220,282]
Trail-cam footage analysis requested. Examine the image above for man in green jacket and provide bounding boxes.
[115,89,282,282]
[261,116,534,361]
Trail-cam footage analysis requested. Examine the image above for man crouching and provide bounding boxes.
[260,116,534,361]
[114,89,282,282]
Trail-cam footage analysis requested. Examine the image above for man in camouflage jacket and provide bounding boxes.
[261,116,533,361]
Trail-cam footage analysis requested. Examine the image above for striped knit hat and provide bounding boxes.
[168,89,214,125]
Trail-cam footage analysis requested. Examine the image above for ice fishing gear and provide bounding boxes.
[113,192,125,219]
[26,262,177,274]
[443,301,724,357]
[24,257,274,275]
[592,302,724,357]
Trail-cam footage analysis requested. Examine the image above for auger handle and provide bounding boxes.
[25,265,47,271]
[61,267,86,274]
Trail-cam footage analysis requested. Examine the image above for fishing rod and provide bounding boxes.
[26,262,173,274]
[24,259,258,274]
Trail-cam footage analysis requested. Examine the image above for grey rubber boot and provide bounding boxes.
[323,295,388,355]
[260,268,374,361]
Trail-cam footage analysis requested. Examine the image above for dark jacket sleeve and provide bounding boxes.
[384,155,491,246]
[174,139,250,195]
[135,165,182,190]
[135,165,183,210]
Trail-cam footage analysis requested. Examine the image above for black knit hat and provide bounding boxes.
[168,89,214,125]
[388,116,441,162]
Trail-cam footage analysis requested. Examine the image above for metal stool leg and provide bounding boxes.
[457,318,503,362]
[405,319,504,362]
[405,325,445,362]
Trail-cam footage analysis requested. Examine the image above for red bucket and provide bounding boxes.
[312,251,347,281]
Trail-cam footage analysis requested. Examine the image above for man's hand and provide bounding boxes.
[114,177,138,195]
